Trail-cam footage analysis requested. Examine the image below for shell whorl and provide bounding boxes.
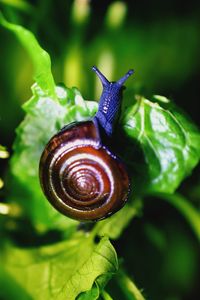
[39,121,129,221]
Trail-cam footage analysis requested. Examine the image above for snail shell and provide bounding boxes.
[39,120,130,221]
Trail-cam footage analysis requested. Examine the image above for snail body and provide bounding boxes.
[39,67,134,221]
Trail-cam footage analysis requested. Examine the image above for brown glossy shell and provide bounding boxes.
[39,120,130,221]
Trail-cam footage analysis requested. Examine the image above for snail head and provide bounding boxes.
[92,66,134,136]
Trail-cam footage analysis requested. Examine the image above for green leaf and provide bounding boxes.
[0,13,55,97]
[8,83,97,230]
[93,199,142,240]
[122,96,200,194]
[77,275,112,300]
[0,234,118,300]
[77,282,99,300]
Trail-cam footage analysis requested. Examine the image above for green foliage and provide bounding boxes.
[0,234,117,300]
[0,11,55,97]
[122,95,200,194]
[0,8,200,300]
[93,199,143,240]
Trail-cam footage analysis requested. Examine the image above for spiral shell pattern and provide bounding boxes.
[39,121,129,221]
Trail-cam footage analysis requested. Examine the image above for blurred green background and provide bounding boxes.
[0,1,200,299]
[0,0,200,146]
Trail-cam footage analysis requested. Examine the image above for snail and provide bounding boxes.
[39,66,134,221]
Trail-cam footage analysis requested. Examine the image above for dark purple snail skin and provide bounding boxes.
[92,66,134,136]
[39,66,134,221]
